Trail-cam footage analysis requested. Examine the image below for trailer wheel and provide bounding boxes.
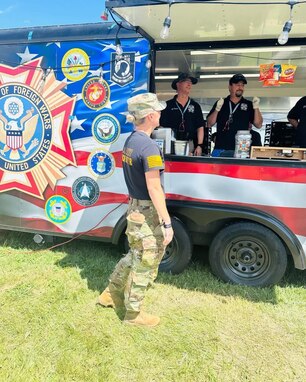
[209,222,287,287]
[123,217,192,274]
[159,217,192,274]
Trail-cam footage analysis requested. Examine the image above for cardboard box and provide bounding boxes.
[251,146,306,161]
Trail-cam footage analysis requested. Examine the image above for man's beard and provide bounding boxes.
[235,90,243,98]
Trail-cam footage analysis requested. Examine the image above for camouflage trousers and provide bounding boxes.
[109,198,166,313]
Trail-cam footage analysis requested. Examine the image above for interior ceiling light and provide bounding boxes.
[200,66,260,71]
[199,73,259,79]
[278,0,297,45]
[155,74,260,80]
[155,75,177,79]
[191,46,301,55]
[155,67,179,72]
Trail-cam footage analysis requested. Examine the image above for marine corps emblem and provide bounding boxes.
[0,58,76,199]
[82,77,110,110]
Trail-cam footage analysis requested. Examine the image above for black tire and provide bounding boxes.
[123,217,192,274]
[159,217,192,274]
[209,222,287,287]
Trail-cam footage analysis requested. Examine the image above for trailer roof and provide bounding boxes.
[0,22,141,44]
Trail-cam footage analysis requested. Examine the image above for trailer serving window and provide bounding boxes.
[155,44,306,144]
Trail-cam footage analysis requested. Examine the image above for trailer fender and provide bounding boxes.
[166,201,306,270]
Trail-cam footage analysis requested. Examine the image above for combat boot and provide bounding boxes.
[123,311,160,327]
[97,285,124,309]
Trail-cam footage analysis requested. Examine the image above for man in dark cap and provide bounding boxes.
[207,73,263,157]
[160,73,204,156]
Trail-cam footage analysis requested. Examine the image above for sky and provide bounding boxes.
[0,0,106,29]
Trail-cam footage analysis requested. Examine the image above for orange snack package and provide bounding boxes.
[262,64,281,87]
[259,63,274,81]
[279,64,297,83]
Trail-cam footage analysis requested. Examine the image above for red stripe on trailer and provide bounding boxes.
[165,161,306,184]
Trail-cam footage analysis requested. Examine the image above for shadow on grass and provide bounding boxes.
[1,231,305,304]
[56,241,306,305]
[157,246,306,304]
[54,239,123,293]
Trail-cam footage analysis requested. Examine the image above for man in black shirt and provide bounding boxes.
[160,73,204,156]
[207,73,263,157]
[287,96,306,147]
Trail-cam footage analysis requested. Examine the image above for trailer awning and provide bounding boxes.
[105,0,306,44]
[105,1,306,116]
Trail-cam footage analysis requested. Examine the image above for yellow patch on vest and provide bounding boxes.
[147,155,162,168]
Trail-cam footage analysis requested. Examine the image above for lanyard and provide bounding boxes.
[223,100,240,131]
[176,98,191,122]
[229,100,240,122]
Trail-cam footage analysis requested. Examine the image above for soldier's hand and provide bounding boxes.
[252,97,260,109]
[163,226,174,246]
[215,98,224,112]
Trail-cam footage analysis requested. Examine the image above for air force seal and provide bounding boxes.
[87,149,115,178]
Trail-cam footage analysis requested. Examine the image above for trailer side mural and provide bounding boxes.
[0,26,150,239]
[1,24,306,288]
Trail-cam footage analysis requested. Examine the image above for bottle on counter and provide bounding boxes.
[234,130,252,159]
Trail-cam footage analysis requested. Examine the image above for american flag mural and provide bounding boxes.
[0,25,150,238]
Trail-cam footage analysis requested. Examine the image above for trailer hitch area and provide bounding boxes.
[33,234,45,245]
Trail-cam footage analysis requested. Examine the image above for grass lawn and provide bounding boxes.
[0,231,306,382]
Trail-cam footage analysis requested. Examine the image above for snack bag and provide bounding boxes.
[259,63,274,81]
[279,64,297,83]
[262,65,281,86]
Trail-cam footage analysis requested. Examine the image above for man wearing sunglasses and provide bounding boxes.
[207,73,263,157]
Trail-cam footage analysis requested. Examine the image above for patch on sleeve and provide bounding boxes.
[147,155,163,168]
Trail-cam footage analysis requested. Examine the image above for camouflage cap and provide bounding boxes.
[127,92,166,119]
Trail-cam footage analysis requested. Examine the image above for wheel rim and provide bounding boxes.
[224,237,271,279]
[161,235,178,266]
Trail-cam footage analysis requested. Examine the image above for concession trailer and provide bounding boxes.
[1,0,306,286]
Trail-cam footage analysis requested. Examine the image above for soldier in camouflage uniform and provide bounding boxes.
[97,93,174,327]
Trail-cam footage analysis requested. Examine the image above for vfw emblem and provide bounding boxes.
[0,97,43,159]
[0,58,76,199]
[111,53,135,86]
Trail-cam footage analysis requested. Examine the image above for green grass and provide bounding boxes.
[0,231,306,382]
